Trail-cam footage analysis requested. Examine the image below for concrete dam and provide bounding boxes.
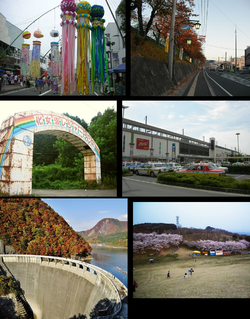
[0,255,127,319]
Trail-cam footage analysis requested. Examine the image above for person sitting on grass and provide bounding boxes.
[167,271,170,278]
[184,273,188,279]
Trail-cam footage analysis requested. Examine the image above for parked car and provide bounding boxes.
[167,163,182,171]
[162,164,175,172]
[212,163,228,172]
[135,163,169,177]
[176,163,226,176]
[122,162,137,173]
[232,162,244,165]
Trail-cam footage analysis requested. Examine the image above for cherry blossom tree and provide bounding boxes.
[133,232,183,254]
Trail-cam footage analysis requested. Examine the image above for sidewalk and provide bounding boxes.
[32,188,117,197]
[221,72,250,87]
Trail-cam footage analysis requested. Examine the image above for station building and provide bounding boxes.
[122,118,235,163]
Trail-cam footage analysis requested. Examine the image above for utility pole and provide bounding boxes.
[168,0,176,79]
[176,216,179,228]
[235,26,237,73]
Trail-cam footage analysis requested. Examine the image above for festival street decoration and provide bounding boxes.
[28,41,41,78]
[20,43,30,75]
[50,42,60,76]
[60,0,77,94]
[90,5,110,93]
[76,1,92,95]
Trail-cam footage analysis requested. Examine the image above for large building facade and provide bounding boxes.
[123,119,235,163]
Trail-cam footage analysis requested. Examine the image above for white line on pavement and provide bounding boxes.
[205,71,233,96]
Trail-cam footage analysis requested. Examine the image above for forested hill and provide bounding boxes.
[79,218,127,247]
[133,223,177,234]
[0,198,92,259]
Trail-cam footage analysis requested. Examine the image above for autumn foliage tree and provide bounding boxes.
[0,198,92,259]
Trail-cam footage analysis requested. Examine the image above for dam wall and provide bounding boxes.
[0,255,125,319]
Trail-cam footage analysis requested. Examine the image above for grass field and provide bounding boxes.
[133,245,250,298]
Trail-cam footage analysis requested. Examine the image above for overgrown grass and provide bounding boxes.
[32,164,116,190]
[133,245,250,298]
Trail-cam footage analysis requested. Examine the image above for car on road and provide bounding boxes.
[176,163,226,176]
[135,163,169,177]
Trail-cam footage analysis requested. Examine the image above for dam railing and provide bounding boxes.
[0,254,125,318]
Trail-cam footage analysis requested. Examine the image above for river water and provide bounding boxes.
[87,246,128,287]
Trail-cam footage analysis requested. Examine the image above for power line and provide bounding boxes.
[210,0,250,41]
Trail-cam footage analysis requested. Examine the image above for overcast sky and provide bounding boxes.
[137,0,250,61]
[1,0,119,57]
[123,100,250,155]
[0,100,116,126]
[133,202,250,234]
[42,198,127,232]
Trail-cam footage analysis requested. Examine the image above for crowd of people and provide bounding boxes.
[0,72,59,94]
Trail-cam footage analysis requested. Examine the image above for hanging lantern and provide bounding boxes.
[22,31,31,39]
[187,38,192,45]
[50,29,60,37]
[34,30,44,38]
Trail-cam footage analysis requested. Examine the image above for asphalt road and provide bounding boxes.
[0,85,101,97]
[181,70,250,96]
[122,175,250,197]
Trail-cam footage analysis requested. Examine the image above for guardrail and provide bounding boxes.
[0,254,123,318]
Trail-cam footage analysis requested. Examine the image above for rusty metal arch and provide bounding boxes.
[0,110,101,195]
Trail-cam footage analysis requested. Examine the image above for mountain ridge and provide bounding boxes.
[78,218,127,247]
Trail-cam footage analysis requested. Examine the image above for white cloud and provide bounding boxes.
[98,210,109,214]
[118,214,128,221]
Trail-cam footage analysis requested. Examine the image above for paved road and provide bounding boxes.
[0,85,102,97]
[122,175,250,197]
[32,189,117,197]
[169,69,250,96]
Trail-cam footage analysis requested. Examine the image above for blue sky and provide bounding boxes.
[192,0,250,61]
[133,202,250,234]
[135,0,250,61]
[123,100,250,155]
[42,199,127,232]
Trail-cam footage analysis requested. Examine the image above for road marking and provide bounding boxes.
[203,70,216,96]
[187,71,200,96]
[39,85,62,96]
[205,71,233,96]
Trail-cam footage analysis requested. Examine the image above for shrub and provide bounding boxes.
[157,172,249,190]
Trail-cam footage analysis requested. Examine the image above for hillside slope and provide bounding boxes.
[0,198,92,258]
[79,218,127,247]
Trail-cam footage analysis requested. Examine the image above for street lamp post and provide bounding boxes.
[171,19,200,80]
[236,133,240,154]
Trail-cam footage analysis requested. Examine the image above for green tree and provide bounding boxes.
[52,113,88,168]
[33,134,59,165]
[88,108,117,177]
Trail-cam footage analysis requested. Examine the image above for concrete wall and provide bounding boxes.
[1,255,124,319]
[131,56,199,96]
